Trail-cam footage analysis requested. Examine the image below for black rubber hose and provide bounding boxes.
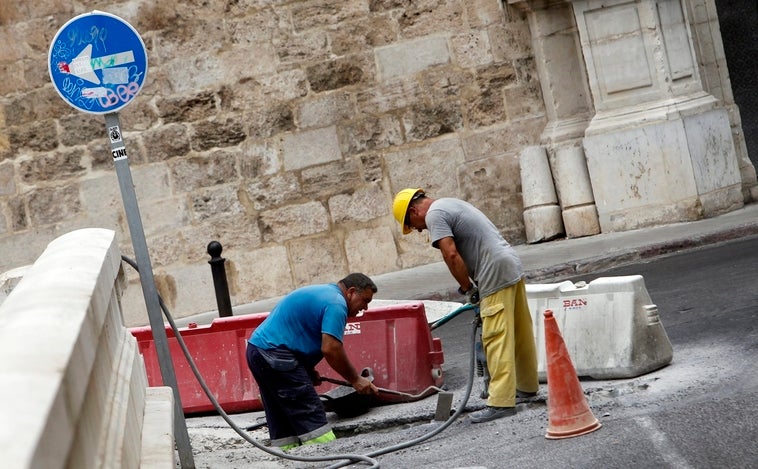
[123,256,481,467]
[325,311,481,469]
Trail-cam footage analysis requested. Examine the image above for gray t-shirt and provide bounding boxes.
[426,198,523,298]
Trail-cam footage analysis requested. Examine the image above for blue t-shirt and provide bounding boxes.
[249,283,347,367]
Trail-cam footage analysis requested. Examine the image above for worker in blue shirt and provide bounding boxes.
[246,273,379,449]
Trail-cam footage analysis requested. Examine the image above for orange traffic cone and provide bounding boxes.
[543,309,601,439]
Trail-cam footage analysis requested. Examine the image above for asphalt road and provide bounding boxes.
[387,235,758,469]
[186,235,758,468]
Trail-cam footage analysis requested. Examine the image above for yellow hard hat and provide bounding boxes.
[392,188,424,234]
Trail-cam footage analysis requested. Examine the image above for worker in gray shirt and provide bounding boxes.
[393,188,539,423]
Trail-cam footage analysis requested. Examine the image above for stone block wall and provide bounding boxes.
[0,1,546,325]
[0,228,175,468]
[685,0,758,202]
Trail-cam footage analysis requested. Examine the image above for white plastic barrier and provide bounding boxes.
[526,275,673,380]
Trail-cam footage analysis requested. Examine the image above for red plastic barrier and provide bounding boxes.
[130,301,445,415]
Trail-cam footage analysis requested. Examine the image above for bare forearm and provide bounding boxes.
[438,237,473,290]
[322,335,359,383]
[321,334,379,396]
[445,254,472,289]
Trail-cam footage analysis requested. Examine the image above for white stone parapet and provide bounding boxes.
[0,229,175,469]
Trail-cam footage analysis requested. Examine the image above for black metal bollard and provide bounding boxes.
[207,241,233,318]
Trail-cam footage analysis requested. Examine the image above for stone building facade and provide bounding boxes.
[0,0,754,326]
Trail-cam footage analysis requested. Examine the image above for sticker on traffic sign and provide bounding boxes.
[48,11,148,114]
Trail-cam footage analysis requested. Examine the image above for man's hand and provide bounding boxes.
[467,286,480,305]
[352,376,379,395]
[459,285,480,305]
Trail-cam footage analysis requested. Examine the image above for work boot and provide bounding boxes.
[469,406,516,423]
[302,430,336,446]
[516,390,537,400]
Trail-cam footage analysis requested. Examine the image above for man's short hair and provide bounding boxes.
[404,190,426,226]
[340,273,378,293]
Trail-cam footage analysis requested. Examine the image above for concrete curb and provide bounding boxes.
[525,223,758,283]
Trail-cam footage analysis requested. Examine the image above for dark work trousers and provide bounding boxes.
[246,343,330,446]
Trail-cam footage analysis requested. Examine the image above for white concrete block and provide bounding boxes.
[520,146,564,243]
[523,205,564,243]
[526,275,673,380]
[140,387,176,469]
[562,204,601,238]
[550,144,599,238]
[520,146,557,208]
[551,145,595,207]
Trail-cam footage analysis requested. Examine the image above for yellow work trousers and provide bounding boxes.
[479,278,539,407]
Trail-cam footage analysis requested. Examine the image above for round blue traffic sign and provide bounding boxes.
[48,11,148,114]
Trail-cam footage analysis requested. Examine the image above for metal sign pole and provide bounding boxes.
[105,113,195,468]
[49,11,194,466]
